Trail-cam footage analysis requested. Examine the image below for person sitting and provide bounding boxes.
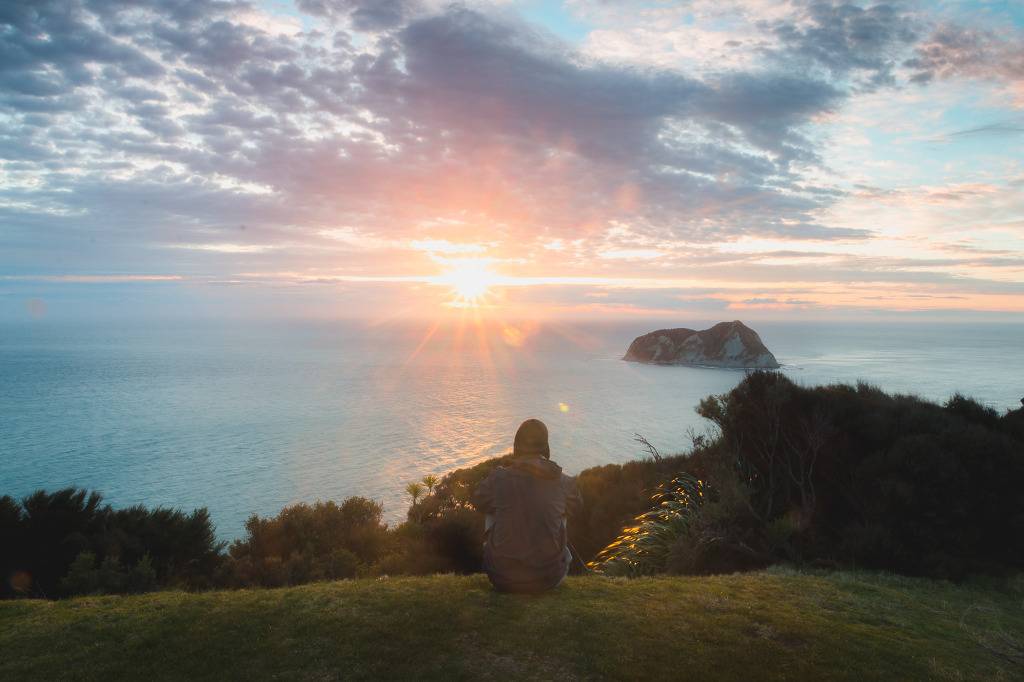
[471,419,583,593]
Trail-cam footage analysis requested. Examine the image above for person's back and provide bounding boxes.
[471,419,583,593]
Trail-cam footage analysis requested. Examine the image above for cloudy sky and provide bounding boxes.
[2,0,1023,321]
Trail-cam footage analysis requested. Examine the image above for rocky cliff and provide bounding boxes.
[623,321,779,368]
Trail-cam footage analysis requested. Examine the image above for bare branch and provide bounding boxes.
[633,433,662,461]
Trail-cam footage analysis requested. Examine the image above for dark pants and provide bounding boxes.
[484,545,571,593]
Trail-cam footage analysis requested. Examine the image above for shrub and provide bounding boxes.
[407,450,699,573]
[324,548,360,580]
[683,372,1024,579]
[58,551,157,596]
[1,488,222,598]
[127,554,158,593]
[105,505,223,590]
[570,453,696,563]
[589,474,707,577]
[7,376,1021,595]
[224,497,388,587]
[60,552,103,596]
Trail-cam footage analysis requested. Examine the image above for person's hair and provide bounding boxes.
[513,419,550,459]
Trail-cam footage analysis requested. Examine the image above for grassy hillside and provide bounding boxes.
[2,569,1022,681]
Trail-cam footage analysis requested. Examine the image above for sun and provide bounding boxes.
[440,259,499,304]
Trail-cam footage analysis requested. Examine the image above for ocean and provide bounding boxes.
[2,318,1021,540]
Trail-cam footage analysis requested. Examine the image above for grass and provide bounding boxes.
[2,568,1022,681]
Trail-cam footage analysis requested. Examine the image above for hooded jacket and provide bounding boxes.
[471,456,583,593]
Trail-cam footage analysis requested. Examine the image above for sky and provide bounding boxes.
[1,0,1023,322]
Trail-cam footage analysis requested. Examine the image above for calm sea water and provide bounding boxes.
[2,318,1021,539]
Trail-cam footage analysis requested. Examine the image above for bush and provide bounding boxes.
[1,488,223,598]
[59,552,103,596]
[7,377,1021,596]
[224,497,388,587]
[58,551,158,596]
[400,449,699,575]
[570,453,696,563]
[589,474,708,577]
[585,374,1023,580]
[127,554,158,593]
[682,372,1024,579]
[106,505,223,590]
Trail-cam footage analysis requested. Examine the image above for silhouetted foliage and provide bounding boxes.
[107,505,223,590]
[222,497,388,587]
[680,372,1024,579]
[60,551,158,596]
[391,457,502,575]
[402,450,698,575]
[1,488,223,598]
[6,377,1022,596]
[417,374,1024,581]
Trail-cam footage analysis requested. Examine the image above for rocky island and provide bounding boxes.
[623,320,780,368]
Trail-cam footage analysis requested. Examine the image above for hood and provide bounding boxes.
[508,456,562,480]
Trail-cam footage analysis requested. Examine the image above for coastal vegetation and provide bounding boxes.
[0,489,222,598]
[3,373,1023,599]
[590,372,1024,579]
[408,372,1024,582]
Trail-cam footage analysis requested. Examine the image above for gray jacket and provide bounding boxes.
[471,456,583,592]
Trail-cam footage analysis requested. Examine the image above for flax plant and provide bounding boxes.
[589,474,707,577]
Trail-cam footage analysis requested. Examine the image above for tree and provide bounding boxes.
[406,482,425,507]
[422,475,439,494]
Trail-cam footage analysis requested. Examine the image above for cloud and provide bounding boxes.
[761,1,920,89]
[953,121,1024,137]
[296,0,422,30]
[0,0,1021,316]
[0,1,859,257]
[2,275,184,282]
[906,23,1024,87]
[168,243,276,254]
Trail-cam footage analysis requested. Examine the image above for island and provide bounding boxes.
[623,320,780,368]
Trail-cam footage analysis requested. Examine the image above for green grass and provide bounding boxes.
[2,568,1022,681]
